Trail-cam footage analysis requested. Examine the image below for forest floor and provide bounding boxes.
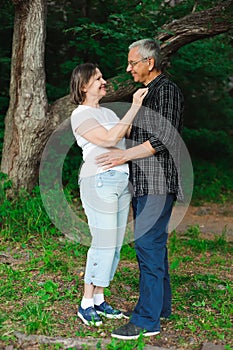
[0,202,232,350]
[176,202,233,241]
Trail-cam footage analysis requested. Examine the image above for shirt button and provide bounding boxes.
[91,275,95,278]
[93,263,97,266]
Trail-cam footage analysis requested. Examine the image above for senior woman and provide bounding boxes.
[70,63,147,326]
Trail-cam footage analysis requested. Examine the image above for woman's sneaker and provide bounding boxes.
[94,301,123,319]
[77,305,102,326]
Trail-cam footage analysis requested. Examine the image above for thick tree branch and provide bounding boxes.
[52,0,233,124]
[158,0,233,67]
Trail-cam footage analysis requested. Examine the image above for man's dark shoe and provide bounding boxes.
[95,301,123,319]
[122,310,132,319]
[77,306,102,326]
[111,322,160,340]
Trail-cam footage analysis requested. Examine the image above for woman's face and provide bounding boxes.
[84,68,107,102]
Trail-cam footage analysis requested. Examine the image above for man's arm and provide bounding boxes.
[96,80,183,169]
[96,140,155,169]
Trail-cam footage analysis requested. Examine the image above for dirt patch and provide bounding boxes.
[175,203,233,241]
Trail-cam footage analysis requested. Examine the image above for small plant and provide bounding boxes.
[16,302,54,335]
[184,224,201,239]
[36,280,59,302]
[106,333,145,350]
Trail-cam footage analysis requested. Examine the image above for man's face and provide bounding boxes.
[126,47,150,85]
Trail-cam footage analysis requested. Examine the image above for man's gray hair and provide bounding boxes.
[129,39,162,71]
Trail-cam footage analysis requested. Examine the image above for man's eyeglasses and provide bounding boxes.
[127,57,148,67]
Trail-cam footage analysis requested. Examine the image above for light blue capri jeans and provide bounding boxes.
[79,170,131,287]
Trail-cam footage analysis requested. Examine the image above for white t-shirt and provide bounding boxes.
[71,105,129,178]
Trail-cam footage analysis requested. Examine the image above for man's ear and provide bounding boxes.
[148,57,155,71]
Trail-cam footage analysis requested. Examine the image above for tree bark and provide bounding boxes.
[1,0,233,190]
[158,0,233,68]
[0,0,54,191]
[14,331,158,350]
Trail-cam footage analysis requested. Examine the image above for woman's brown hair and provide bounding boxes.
[70,63,98,105]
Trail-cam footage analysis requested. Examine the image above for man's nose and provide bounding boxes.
[126,64,132,72]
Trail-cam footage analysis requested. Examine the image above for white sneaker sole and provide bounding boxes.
[96,310,123,319]
[111,331,160,340]
[77,312,102,326]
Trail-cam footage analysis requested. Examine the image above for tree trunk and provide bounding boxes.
[1,0,54,191]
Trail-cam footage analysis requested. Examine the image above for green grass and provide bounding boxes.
[0,181,233,349]
[190,160,233,205]
[1,226,232,349]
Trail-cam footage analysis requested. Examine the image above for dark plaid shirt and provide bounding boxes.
[128,73,184,200]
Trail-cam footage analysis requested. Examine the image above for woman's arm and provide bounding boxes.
[76,88,148,148]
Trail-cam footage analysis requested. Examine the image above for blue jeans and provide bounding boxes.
[130,194,175,332]
[79,170,131,287]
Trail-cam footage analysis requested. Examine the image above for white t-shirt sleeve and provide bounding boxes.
[71,109,96,135]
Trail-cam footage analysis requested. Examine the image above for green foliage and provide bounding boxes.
[0,0,233,203]
[182,125,233,203]
[170,35,233,131]
[167,34,233,204]
[0,0,13,111]
[0,1,13,159]
[191,160,233,203]
[62,143,83,194]
[183,128,233,160]
[0,178,60,241]
[62,0,196,83]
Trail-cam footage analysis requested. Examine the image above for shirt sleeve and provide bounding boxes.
[71,109,96,135]
[149,83,183,153]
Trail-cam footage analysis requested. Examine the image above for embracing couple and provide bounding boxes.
[70,38,184,340]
